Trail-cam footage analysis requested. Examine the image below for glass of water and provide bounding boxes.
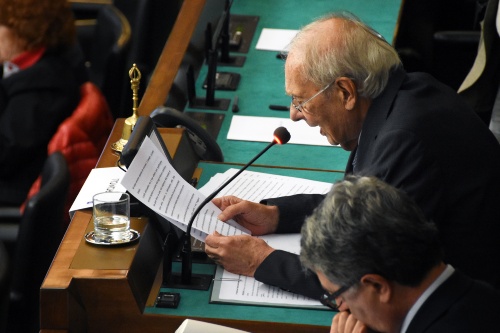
[92,192,131,243]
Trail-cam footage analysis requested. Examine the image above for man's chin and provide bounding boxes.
[327,137,340,147]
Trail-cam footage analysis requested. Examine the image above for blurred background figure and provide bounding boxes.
[0,0,87,208]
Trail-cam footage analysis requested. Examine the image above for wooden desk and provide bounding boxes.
[40,120,332,332]
[40,1,402,329]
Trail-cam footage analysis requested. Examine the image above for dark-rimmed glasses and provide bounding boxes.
[320,284,351,311]
[291,80,334,113]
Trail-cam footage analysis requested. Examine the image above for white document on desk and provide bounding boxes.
[227,115,332,146]
[69,167,127,215]
[122,139,332,308]
[120,136,249,241]
[200,168,331,309]
[211,234,325,309]
[199,168,332,201]
[176,319,250,333]
[255,28,298,51]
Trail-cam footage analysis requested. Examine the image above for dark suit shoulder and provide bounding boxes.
[407,271,500,333]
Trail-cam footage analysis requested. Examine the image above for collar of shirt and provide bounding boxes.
[2,61,19,78]
[400,264,455,333]
[2,47,46,79]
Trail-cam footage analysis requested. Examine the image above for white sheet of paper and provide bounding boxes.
[227,115,332,146]
[201,169,331,308]
[255,28,299,51]
[69,167,127,214]
[120,139,333,308]
[217,234,323,307]
[176,319,249,333]
[120,136,249,241]
[199,168,332,200]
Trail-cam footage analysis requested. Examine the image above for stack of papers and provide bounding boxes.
[121,137,249,241]
[120,136,332,241]
[75,135,334,309]
[200,168,332,309]
[199,167,331,200]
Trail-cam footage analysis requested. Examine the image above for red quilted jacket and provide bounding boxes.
[24,82,114,226]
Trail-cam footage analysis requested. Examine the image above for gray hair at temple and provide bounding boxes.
[300,176,442,289]
[288,11,402,98]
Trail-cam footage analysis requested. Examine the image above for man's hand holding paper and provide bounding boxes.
[212,195,279,235]
[205,231,274,277]
[120,136,250,241]
[205,195,280,276]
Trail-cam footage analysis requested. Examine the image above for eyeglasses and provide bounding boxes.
[320,284,351,311]
[291,81,334,113]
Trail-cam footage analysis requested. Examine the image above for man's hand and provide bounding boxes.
[212,196,279,235]
[205,231,274,276]
[331,312,369,333]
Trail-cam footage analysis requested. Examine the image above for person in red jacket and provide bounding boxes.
[0,0,87,207]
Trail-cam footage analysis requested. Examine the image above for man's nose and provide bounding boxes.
[290,104,303,121]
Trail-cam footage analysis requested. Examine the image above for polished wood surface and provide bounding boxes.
[95,119,188,169]
[39,120,332,333]
[39,211,163,333]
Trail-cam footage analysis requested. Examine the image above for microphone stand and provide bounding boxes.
[167,127,290,290]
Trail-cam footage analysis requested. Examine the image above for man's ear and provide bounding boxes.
[335,77,357,111]
[360,274,392,303]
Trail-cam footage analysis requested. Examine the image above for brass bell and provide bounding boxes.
[111,63,142,152]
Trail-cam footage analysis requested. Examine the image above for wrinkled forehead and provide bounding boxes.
[284,53,308,92]
[284,51,301,73]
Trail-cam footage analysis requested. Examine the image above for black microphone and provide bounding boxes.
[174,127,291,290]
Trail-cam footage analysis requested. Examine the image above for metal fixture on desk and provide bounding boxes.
[111,63,142,152]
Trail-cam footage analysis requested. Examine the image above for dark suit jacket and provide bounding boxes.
[255,68,500,299]
[406,270,500,333]
[0,49,82,206]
